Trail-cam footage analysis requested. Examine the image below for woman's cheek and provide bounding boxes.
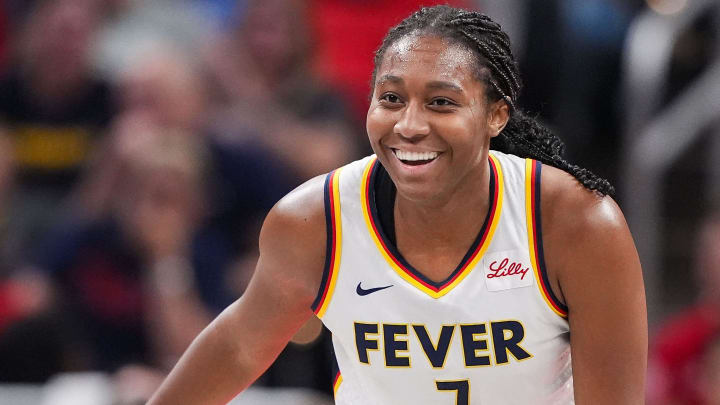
[366,107,394,142]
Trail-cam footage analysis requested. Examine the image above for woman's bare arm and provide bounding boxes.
[147,175,328,405]
[542,166,648,404]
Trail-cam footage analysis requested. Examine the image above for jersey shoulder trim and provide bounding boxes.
[525,159,569,318]
[333,371,343,397]
[311,168,343,317]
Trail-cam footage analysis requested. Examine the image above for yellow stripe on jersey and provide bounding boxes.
[316,168,344,318]
[333,372,343,397]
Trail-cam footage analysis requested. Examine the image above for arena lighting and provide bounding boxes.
[646,0,689,15]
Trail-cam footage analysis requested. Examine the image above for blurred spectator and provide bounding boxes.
[206,0,361,181]
[117,51,208,134]
[69,48,210,221]
[0,0,114,263]
[0,0,111,190]
[0,42,307,398]
[201,1,359,394]
[0,132,234,387]
[73,48,294,279]
[648,213,720,405]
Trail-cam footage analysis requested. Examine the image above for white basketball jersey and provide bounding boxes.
[311,151,573,405]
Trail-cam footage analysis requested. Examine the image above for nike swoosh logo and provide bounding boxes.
[356,282,393,296]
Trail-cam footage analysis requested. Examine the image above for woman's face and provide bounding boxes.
[366,34,505,203]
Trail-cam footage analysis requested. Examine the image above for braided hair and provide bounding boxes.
[372,5,614,196]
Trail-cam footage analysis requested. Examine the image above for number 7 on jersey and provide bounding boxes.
[436,379,470,405]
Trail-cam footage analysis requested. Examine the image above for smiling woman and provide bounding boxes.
[148,5,647,405]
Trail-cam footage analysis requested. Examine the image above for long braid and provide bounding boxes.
[372,6,615,196]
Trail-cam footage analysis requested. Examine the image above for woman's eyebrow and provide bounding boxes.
[377,75,463,94]
[426,80,463,94]
[377,74,403,85]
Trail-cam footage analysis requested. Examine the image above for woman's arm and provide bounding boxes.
[147,175,328,405]
[542,166,647,404]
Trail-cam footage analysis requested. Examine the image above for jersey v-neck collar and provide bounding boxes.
[360,154,504,299]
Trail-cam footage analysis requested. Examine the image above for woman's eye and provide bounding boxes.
[380,94,401,104]
[430,98,454,107]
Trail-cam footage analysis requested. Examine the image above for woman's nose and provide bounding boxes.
[393,102,430,141]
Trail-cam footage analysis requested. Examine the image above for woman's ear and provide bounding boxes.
[487,99,510,137]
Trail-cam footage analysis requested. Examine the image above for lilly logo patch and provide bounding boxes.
[482,250,535,292]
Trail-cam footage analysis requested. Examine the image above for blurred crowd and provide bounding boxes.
[0,0,717,404]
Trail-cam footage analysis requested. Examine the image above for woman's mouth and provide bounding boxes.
[392,149,439,166]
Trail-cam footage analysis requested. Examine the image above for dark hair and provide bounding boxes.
[372,5,614,196]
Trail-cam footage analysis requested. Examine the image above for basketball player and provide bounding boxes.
[149,6,646,404]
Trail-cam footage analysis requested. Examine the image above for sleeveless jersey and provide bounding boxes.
[311,151,573,405]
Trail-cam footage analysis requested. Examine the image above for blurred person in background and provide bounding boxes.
[69,48,211,222]
[0,0,114,263]
[73,47,296,296]
[208,0,352,386]
[5,131,236,403]
[206,0,366,394]
[206,0,360,182]
[89,2,308,263]
[648,213,720,405]
[25,41,326,399]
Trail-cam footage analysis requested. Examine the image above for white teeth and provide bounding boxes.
[394,149,439,161]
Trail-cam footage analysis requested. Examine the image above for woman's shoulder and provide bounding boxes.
[264,174,328,244]
[539,163,626,239]
[254,174,330,306]
[538,163,642,323]
[265,155,375,236]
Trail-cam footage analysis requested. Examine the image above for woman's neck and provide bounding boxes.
[394,161,491,250]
